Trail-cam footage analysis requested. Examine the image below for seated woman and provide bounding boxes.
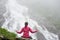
[16,22,37,39]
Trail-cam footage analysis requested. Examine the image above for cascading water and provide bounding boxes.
[2,0,59,40]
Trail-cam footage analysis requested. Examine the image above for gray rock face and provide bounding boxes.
[0,0,60,40]
[0,1,6,27]
[36,31,46,40]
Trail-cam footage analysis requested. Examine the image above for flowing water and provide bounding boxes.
[2,0,59,40]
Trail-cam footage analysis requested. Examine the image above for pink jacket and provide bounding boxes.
[17,26,37,38]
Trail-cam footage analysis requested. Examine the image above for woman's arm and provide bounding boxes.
[16,28,24,34]
[29,28,37,33]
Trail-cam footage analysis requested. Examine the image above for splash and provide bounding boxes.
[2,0,59,40]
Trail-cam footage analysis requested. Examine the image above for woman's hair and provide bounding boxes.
[25,22,28,25]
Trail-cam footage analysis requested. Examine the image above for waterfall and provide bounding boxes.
[2,0,59,40]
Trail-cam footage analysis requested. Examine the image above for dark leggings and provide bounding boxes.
[21,36,32,39]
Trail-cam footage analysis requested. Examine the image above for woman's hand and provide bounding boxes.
[34,30,37,32]
[16,31,20,33]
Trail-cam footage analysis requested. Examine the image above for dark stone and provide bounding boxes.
[2,38,9,40]
[0,37,10,40]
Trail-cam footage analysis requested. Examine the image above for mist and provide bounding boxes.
[0,0,60,40]
[17,0,60,30]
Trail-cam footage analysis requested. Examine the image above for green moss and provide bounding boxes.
[0,28,17,40]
